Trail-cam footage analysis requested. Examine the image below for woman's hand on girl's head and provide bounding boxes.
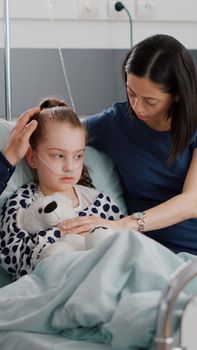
[59,215,135,236]
[3,107,40,166]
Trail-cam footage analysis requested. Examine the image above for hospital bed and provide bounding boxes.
[0,120,197,350]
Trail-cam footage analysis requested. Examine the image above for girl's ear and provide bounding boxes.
[26,147,37,169]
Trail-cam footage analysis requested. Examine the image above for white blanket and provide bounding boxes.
[0,230,196,350]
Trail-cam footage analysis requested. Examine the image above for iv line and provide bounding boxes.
[36,152,83,177]
[46,0,76,112]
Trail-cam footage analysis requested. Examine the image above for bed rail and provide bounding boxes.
[155,258,197,350]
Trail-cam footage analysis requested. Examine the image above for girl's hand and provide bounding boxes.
[59,215,134,236]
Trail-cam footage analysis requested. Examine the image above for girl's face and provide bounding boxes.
[27,121,85,196]
[126,73,175,131]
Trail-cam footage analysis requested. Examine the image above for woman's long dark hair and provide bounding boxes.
[29,97,94,188]
[123,34,197,162]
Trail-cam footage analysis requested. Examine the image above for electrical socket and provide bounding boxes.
[135,0,156,19]
[78,0,99,19]
[108,0,131,20]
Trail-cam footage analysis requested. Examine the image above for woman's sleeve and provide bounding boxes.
[83,102,129,156]
[0,189,61,279]
[83,103,118,151]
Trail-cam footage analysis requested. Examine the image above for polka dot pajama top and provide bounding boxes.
[0,182,124,279]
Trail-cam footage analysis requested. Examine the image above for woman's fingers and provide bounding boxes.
[60,224,93,236]
[15,107,40,129]
[14,108,39,140]
[59,216,128,237]
[20,119,38,144]
[59,216,105,235]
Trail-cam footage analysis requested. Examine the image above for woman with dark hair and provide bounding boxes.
[61,34,197,255]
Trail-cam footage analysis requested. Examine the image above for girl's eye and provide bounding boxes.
[51,154,63,159]
[73,153,84,161]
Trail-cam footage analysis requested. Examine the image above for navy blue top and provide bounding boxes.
[0,151,15,195]
[84,101,197,255]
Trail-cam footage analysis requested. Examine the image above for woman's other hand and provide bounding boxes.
[59,215,137,236]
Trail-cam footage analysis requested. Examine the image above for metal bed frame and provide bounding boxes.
[155,259,197,350]
[3,0,12,121]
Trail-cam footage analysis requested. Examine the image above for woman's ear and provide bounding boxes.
[174,95,180,102]
[26,147,37,169]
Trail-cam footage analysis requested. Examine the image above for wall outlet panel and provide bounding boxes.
[136,0,156,19]
[0,0,196,22]
[78,0,99,19]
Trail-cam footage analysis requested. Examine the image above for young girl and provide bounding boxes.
[0,98,123,279]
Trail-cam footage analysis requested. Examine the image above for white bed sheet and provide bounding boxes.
[0,331,110,350]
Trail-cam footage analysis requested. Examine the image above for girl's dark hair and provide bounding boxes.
[29,97,94,188]
[123,34,197,162]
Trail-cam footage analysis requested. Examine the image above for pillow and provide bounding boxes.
[0,120,127,214]
[85,147,127,215]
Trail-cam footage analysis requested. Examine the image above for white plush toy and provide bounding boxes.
[16,193,114,262]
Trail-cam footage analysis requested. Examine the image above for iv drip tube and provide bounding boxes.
[4,0,12,120]
[46,0,76,112]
